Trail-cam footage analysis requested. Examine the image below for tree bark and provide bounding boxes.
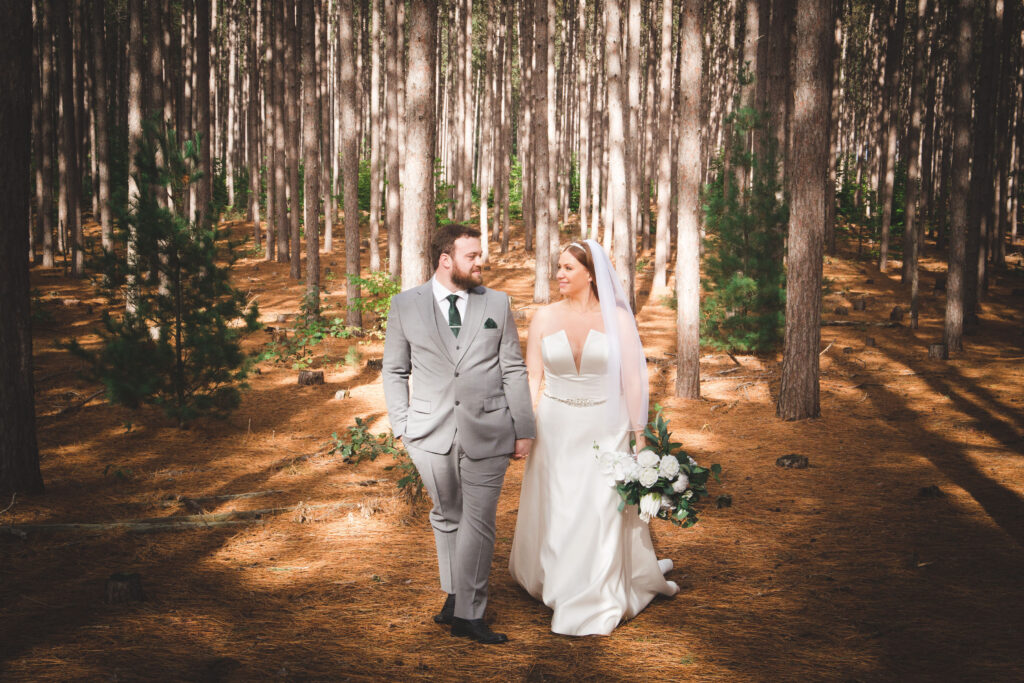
[777,0,831,420]
[248,0,262,242]
[90,0,112,251]
[274,0,289,262]
[0,0,44,494]
[302,0,321,316]
[368,0,382,272]
[195,0,212,221]
[904,0,931,328]
[675,0,702,400]
[287,0,302,279]
[532,0,552,303]
[400,0,437,288]
[877,0,905,273]
[945,0,974,353]
[385,0,402,278]
[606,0,632,304]
[37,0,55,267]
[339,0,364,316]
[653,0,673,291]
[56,0,82,277]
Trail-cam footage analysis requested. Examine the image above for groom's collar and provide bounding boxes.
[431,275,468,304]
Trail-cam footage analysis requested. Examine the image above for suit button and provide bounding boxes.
[455,400,461,406]
[454,372,459,377]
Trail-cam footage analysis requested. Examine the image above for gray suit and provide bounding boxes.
[382,280,535,620]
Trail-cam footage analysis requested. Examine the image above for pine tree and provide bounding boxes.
[700,101,787,354]
[67,123,261,427]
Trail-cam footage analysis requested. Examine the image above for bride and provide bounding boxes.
[509,239,678,636]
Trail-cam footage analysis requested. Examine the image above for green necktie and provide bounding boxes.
[446,293,461,337]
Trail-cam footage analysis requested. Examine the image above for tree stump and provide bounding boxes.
[932,277,946,293]
[834,306,849,316]
[853,298,867,311]
[105,572,145,604]
[865,337,876,347]
[298,370,324,386]
[927,343,948,360]
[271,329,288,343]
[889,306,904,322]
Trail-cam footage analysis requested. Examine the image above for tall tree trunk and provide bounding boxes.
[319,0,333,256]
[606,0,633,303]
[248,0,262,242]
[546,0,559,269]
[768,0,794,186]
[400,0,437,288]
[91,0,112,251]
[37,0,55,267]
[519,0,535,254]
[226,0,237,208]
[653,0,673,290]
[302,0,321,316]
[877,0,905,273]
[904,0,931,328]
[967,0,1000,306]
[340,0,363,316]
[675,0,702,400]
[287,0,302,279]
[368,0,382,272]
[385,0,402,278]
[461,0,475,221]
[532,0,552,303]
[478,1,495,263]
[626,0,641,273]
[196,0,212,219]
[56,0,82,277]
[0,0,43,494]
[945,0,974,353]
[274,0,289,262]
[777,0,831,420]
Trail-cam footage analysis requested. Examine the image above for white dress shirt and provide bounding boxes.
[432,276,468,325]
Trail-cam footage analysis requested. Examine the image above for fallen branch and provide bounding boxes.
[158,490,285,508]
[819,342,834,356]
[821,321,902,328]
[56,389,105,416]
[2,502,361,536]
[0,493,15,515]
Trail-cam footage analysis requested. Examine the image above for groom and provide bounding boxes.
[382,224,535,644]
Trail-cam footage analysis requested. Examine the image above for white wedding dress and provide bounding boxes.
[509,329,678,636]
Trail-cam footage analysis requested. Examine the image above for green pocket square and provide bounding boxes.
[484,318,498,329]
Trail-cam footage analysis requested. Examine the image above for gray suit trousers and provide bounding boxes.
[406,435,510,620]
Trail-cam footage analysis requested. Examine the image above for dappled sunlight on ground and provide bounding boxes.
[3,220,1024,680]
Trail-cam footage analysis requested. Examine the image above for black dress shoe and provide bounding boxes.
[433,593,456,624]
[451,617,508,644]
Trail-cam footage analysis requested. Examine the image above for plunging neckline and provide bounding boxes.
[546,328,600,376]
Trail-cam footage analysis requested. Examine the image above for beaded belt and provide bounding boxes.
[543,392,606,408]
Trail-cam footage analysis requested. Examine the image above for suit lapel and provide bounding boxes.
[454,286,486,366]
[415,283,455,364]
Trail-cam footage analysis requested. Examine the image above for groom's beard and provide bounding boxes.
[451,262,483,290]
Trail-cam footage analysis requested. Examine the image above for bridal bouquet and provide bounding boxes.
[597,406,722,528]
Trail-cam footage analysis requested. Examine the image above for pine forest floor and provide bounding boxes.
[3,217,1024,682]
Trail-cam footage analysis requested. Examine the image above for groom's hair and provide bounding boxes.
[431,223,482,269]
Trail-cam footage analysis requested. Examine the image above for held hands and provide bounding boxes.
[512,438,534,460]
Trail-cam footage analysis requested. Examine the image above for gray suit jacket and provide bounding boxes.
[382,281,535,458]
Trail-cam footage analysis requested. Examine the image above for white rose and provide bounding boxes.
[622,460,642,483]
[638,466,660,488]
[688,455,698,467]
[671,474,690,493]
[639,492,661,523]
[637,450,660,469]
[659,455,680,479]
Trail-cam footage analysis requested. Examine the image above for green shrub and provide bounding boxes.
[700,97,787,354]
[66,122,261,427]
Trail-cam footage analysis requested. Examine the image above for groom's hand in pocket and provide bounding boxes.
[512,438,534,460]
